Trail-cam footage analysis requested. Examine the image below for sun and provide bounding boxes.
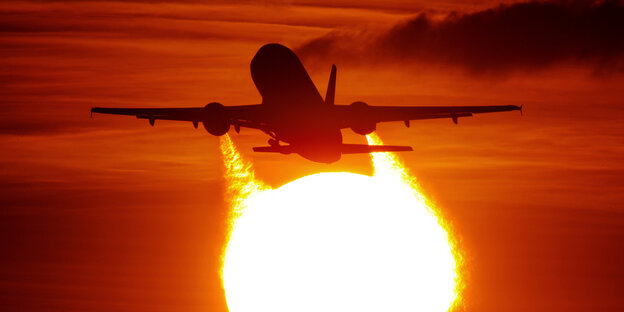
[219,134,462,312]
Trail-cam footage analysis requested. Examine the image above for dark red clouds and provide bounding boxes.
[297,1,624,73]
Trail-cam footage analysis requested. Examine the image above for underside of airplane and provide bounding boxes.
[91,43,521,163]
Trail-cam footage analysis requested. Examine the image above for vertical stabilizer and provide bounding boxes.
[325,64,336,106]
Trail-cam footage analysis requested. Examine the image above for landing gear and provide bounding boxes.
[268,139,280,147]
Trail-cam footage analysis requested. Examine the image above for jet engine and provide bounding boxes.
[349,101,376,135]
[202,102,230,136]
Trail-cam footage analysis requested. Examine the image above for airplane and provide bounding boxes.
[91,43,521,163]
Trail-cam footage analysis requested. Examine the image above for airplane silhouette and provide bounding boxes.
[91,43,521,163]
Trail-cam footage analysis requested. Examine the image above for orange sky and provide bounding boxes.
[1,1,623,311]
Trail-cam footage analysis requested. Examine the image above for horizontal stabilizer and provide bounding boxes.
[253,143,412,155]
[341,144,413,154]
[252,145,294,154]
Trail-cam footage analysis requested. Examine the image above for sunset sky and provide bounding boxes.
[1,1,623,311]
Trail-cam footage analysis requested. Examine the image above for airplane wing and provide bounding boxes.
[336,104,522,126]
[91,104,268,131]
[91,107,205,123]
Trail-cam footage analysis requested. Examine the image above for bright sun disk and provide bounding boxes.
[220,134,462,312]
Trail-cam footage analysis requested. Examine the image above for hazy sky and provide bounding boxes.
[1,1,623,311]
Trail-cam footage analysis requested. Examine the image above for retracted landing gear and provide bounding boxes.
[268,139,280,147]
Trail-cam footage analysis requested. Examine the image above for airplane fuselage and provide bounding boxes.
[250,43,343,163]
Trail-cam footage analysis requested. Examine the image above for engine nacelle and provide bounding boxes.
[202,102,230,136]
[349,101,376,135]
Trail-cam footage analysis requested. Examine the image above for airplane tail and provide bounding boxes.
[325,64,336,106]
[252,143,412,154]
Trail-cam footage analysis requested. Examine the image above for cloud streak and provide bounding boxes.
[297,1,624,73]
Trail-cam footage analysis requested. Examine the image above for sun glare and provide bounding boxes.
[220,134,462,312]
